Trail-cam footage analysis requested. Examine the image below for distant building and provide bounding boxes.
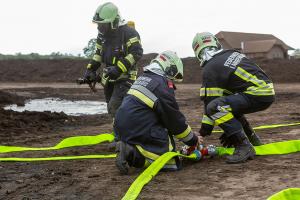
[291,49,300,59]
[215,31,294,59]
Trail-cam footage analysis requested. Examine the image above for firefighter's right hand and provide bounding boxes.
[83,69,97,83]
[104,66,122,80]
[199,124,213,137]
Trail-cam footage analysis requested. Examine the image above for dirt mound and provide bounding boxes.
[0,59,88,83]
[0,90,26,106]
[0,107,111,145]
[255,58,300,83]
[0,90,111,145]
[0,55,299,83]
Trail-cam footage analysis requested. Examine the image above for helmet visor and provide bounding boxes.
[167,65,183,82]
[174,72,183,82]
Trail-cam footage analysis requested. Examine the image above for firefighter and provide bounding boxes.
[82,2,143,119]
[114,51,203,174]
[192,32,275,164]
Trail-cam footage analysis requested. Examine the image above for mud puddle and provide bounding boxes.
[4,98,107,116]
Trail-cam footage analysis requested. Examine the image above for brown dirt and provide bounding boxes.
[0,55,300,199]
[1,55,300,83]
[0,82,299,200]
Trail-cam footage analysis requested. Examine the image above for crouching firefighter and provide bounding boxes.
[81,2,143,119]
[114,51,202,174]
[192,32,275,164]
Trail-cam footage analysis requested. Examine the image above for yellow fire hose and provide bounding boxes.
[267,188,300,200]
[0,133,114,154]
[0,122,299,200]
[212,122,300,133]
[122,140,300,200]
[0,122,299,154]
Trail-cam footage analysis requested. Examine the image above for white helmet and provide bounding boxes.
[192,32,222,66]
[151,51,184,82]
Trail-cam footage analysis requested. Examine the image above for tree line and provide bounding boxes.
[0,52,86,60]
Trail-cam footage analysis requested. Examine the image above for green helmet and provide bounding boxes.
[93,2,120,29]
[151,51,184,82]
[192,32,221,65]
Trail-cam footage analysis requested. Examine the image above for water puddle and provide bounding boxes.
[4,98,107,116]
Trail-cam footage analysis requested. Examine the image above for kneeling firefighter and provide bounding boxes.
[192,32,275,164]
[82,2,143,119]
[114,51,202,174]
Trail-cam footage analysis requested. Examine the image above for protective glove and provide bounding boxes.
[83,69,97,83]
[104,66,122,80]
[219,133,233,148]
[199,124,214,137]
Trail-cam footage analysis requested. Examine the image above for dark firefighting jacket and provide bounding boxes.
[200,49,275,129]
[87,24,143,81]
[114,71,198,156]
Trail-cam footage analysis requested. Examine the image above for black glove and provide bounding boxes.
[83,69,97,82]
[199,124,214,137]
[219,133,233,148]
[104,66,122,80]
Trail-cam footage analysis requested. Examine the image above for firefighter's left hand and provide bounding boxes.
[199,124,213,137]
[104,66,122,80]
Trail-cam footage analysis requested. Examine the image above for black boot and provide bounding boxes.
[237,116,263,146]
[246,132,263,146]
[226,131,256,164]
[107,141,117,151]
[115,141,134,175]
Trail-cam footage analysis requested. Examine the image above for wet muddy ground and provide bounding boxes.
[0,83,299,200]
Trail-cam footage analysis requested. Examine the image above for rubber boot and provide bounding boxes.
[237,116,263,146]
[108,123,119,152]
[115,141,134,175]
[246,132,262,146]
[226,131,256,164]
[107,141,117,151]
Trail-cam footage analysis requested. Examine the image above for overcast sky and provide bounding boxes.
[0,0,299,57]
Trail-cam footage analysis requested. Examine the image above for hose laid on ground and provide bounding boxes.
[0,139,299,200]
[0,133,114,154]
[0,140,299,162]
[122,151,198,200]
[267,188,300,200]
[0,122,299,199]
[0,122,299,154]
[0,154,116,162]
[217,139,300,156]
[121,140,300,200]
[212,122,300,133]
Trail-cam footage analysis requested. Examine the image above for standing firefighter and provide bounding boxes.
[114,51,203,174]
[82,2,143,119]
[192,32,275,164]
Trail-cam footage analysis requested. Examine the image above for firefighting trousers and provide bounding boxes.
[206,93,274,137]
[104,80,133,118]
[117,135,182,171]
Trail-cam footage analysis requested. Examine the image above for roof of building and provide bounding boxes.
[243,39,280,53]
[215,31,294,52]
